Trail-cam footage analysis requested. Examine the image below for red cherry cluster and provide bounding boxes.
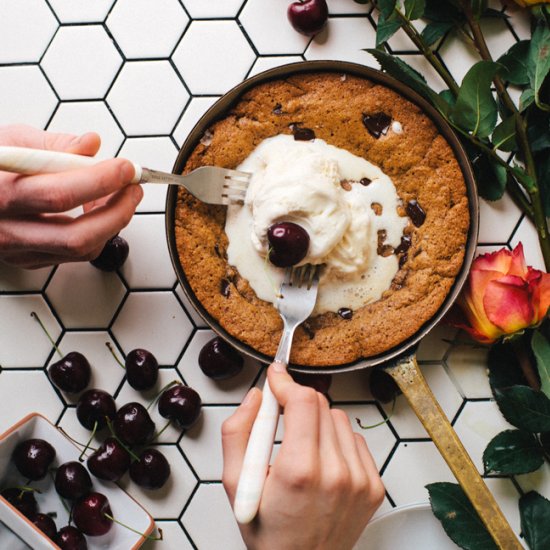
[1,438,125,549]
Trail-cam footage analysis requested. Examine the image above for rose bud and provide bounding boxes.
[448,243,550,343]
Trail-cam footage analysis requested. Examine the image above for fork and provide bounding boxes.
[0,146,250,205]
[233,264,320,525]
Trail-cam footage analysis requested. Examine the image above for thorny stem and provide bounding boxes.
[512,338,540,392]
[463,5,550,271]
[392,7,460,96]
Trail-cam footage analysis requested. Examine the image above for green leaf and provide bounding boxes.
[427,482,498,550]
[424,0,463,23]
[376,14,402,46]
[498,41,530,86]
[378,0,397,19]
[438,88,457,116]
[528,23,550,110]
[365,49,444,110]
[532,331,550,399]
[404,0,425,21]
[541,431,550,453]
[421,21,455,47]
[519,492,550,550]
[452,61,500,138]
[520,88,535,112]
[483,429,544,475]
[492,115,517,152]
[494,386,550,433]
[488,341,528,392]
[528,110,550,152]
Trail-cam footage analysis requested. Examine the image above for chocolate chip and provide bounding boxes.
[362,112,392,139]
[395,234,412,255]
[290,124,316,141]
[399,253,408,268]
[302,322,315,340]
[338,308,353,320]
[220,279,231,297]
[406,200,426,227]
[273,103,283,115]
[371,202,382,215]
[360,177,372,186]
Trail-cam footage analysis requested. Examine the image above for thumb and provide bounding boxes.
[221,388,262,504]
[266,361,299,408]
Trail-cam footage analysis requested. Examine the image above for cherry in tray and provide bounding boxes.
[72,492,113,536]
[267,222,310,268]
[55,461,92,500]
[1,487,38,517]
[12,438,56,481]
[55,525,88,549]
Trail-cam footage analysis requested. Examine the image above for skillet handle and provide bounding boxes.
[385,355,522,550]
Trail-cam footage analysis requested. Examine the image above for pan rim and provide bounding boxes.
[166,60,479,374]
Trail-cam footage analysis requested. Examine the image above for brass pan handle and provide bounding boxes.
[385,355,522,550]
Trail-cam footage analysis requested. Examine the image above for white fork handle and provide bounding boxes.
[233,368,281,524]
[0,146,143,184]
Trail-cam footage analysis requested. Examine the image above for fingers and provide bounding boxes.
[0,124,100,156]
[268,363,320,473]
[354,433,386,507]
[0,185,143,259]
[7,159,136,215]
[221,388,262,504]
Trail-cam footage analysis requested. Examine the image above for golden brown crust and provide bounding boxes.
[174,73,469,366]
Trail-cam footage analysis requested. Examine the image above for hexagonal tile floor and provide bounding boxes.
[0,2,542,549]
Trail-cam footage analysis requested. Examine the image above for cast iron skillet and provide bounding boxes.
[166,61,520,549]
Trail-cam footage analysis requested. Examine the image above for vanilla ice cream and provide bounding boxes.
[225,135,408,314]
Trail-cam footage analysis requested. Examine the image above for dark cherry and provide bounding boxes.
[72,492,113,537]
[290,371,332,395]
[362,112,392,138]
[287,0,328,36]
[1,488,38,517]
[360,177,372,186]
[158,384,202,430]
[369,368,401,404]
[267,222,310,268]
[13,438,56,480]
[273,103,283,115]
[31,513,57,540]
[114,402,155,446]
[54,461,92,500]
[198,337,244,380]
[87,437,131,482]
[125,348,159,391]
[49,352,91,393]
[338,307,353,320]
[54,526,88,550]
[129,448,171,490]
[76,389,116,431]
[90,234,129,272]
[220,278,231,297]
[290,124,316,141]
[406,200,426,227]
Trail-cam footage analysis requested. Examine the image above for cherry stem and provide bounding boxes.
[103,513,163,541]
[105,341,125,369]
[512,338,541,391]
[57,427,97,452]
[31,311,63,359]
[146,380,180,412]
[17,486,41,500]
[78,421,97,462]
[106,417,141,462]
[48,470,71,515]
[152,420,172,442]
[355,395,396,430]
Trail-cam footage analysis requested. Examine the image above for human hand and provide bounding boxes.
[222,363,385,550]
[0,124,143,269]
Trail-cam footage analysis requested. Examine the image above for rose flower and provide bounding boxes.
[449,243,550,344]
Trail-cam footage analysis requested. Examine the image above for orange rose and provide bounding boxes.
[449,243,550,343]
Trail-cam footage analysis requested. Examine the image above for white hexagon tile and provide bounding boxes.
[0,2,544,549]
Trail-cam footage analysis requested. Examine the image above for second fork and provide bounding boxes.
[233,264,320,525]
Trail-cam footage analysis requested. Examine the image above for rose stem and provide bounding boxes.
[512,338,540,391]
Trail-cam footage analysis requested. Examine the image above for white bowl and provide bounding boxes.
[0,413,155,549]
[356,502,460,550]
